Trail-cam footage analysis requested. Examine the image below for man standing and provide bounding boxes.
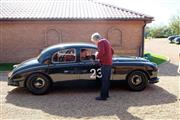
[91,33,114,101]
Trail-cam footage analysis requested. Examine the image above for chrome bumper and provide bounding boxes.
[8,77,25,87]
[149,77,159,84]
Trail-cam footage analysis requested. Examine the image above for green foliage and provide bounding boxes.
[145,14,180,38]
[0,63,17,71]
[144,52,167,65]
[145,25,172,38]
[169,15,180,35]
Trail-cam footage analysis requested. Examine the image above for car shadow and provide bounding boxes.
[158,62,179,76]
[5,80,177,120]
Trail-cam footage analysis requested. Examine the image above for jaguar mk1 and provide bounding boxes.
[8,43,159,94]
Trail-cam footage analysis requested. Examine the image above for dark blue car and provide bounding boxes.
[8,43,159,94]
[168,35,180,43]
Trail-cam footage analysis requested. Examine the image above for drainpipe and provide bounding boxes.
[140,22,146,57]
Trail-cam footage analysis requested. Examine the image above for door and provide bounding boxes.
[48,48,79,82]
[78,48,101,80]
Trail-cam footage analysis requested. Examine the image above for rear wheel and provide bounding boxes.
[26,73,51,95]
[126,71,148,91]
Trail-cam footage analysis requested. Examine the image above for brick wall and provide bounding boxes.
[0,20,145,63]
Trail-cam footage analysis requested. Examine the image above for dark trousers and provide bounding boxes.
[100,65,111,98]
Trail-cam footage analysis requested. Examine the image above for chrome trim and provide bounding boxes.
[33,77,46,88]
[51,48,76,64]
[50,73,78,82]
[112,74,126,80]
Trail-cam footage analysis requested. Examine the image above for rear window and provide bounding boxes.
[52,48,76,63]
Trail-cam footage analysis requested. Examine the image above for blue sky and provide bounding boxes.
[97,0,180,26]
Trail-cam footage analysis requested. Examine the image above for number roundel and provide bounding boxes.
[90,68,102,79]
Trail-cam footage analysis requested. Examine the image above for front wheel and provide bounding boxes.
[126,71,148,91]
[26,73,51,95]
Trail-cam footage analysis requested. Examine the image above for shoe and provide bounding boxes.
[95,96,107,101]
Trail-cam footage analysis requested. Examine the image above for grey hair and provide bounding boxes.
[91,32,102,41]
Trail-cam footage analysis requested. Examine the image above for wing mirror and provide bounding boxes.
[43,59,51,65]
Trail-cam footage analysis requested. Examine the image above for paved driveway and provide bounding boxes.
[0,39,179,120]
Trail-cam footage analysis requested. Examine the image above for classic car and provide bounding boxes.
[8,43,159,95]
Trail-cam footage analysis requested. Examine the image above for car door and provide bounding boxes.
[78,48,101,80]
[48,48,79,82]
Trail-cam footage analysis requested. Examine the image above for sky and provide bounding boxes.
[96,0,180,26]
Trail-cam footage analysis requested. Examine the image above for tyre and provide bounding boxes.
[126,71,148,91]
[26,73,51,95]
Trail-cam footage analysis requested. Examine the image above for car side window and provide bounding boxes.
[80,48,97,61]
[52,48,76,63]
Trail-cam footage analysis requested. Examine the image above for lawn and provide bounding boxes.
[144,52,168,65]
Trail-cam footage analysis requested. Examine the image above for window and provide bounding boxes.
[52,48,76,63]
[80,48,97,61]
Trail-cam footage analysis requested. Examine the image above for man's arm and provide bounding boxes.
[111,47,114,55]
[97,42,105,59]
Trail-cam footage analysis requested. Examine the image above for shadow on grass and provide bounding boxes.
[149,56,167,65]
[6,80,177,120]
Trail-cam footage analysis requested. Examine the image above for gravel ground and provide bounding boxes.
[0,38,180,120]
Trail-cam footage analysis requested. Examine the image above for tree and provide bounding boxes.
[145,25,172,38]
[169,15,180,35]
[145,14,180,38]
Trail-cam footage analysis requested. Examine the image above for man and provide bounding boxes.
[91,32,114,101]
[80,49,88,60]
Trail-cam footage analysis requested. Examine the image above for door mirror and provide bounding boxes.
[43,59,51,65]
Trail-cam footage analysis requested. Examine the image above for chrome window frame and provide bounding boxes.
[51,48,76,64]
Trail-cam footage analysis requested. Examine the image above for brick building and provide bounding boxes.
[0,0,153,63]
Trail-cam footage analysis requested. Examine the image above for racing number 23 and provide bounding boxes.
[90,68,102,79]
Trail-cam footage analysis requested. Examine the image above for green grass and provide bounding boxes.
[0,63,17,71]
[144,52,168,65]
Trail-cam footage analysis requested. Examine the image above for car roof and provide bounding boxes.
[46,42,97,50]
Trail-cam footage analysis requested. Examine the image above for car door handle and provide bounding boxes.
[64,70,69,73]
[79,62,86,65]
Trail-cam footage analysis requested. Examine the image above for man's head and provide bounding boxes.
[80,49,88,58]
[91,32,102,44]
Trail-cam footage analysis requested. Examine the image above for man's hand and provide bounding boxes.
[95,52,98,57]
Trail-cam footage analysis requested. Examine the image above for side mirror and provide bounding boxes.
[43,59,51,65]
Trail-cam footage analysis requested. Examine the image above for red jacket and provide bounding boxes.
[97,39,114,65]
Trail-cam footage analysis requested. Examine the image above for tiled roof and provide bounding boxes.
[0,0,153,21]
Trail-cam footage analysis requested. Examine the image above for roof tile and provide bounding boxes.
[0,0,153,21]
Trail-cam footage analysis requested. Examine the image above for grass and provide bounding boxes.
[0,63,17,71]
[144,52,168,65]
